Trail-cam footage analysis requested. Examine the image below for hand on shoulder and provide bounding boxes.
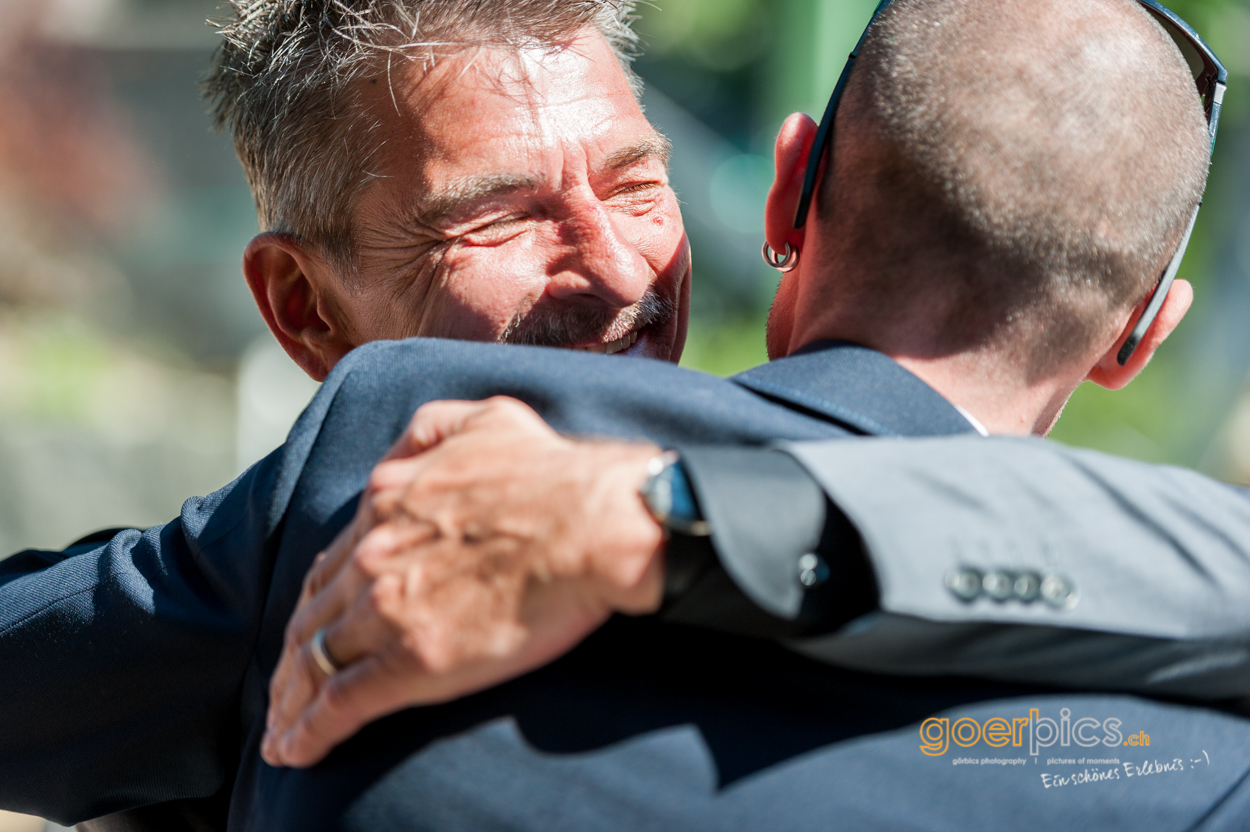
[262,396,665,768]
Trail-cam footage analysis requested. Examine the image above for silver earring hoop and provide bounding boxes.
[762,241,799,273]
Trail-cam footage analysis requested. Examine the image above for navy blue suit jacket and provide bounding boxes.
[3,339,1249,831]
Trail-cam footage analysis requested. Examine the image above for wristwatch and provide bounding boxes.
[640,451,716,605]
[639,451,711,537]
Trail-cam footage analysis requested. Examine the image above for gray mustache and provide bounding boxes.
[499,289,676,348]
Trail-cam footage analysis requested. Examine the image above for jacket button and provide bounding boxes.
[1040,573,1078,610]
[1014,572,1041,602]
[945,568,983,602]
[982,571,1014,601]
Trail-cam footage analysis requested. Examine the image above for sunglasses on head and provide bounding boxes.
[792,0,1228,366]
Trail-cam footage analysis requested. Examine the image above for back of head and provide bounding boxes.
[823,0,1211,378]
[204,0,639,271]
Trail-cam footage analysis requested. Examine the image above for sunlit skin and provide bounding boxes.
[244,30,691,380]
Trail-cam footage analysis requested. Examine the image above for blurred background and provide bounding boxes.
[0,0,1244,552]
[0,0,1244,545]
[0,0,1245,828]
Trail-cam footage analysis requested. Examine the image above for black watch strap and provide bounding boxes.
[640,452,716,605]
[662,531,718,607]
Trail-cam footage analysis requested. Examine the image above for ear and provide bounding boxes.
[1086,279,1193,390]
[242,234,355,382]
[764,112,819,258]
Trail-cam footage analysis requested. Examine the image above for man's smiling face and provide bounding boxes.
[331,30,690,363]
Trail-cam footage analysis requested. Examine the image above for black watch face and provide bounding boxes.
[642,465,674,525]
[643,457,709,536]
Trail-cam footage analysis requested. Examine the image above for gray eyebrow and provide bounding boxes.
[414,173,542,229]
[604,134,673,172]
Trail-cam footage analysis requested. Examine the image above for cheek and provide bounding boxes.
[623,195,687,284]
[418,244,549,341]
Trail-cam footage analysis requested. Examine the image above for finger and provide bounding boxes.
[284,556,369,655]
[274,608,593,769]
[269,605,357,731]
[270,651,417,768]
[271,624,524,769]
[268,599,395,749]
[301,506,374,601]
[304,460,418,599]
[270,531,376,726]
[269,489,443,753]
[302,464,428,605]
[363,457,425,498]
[271,544,525,754]
[287,516,435,653]
[269,584,346,729]
[269,526,435,745]
[382,399,492,461]
[264,631,326,760]
[266,636,304,731]
[384,395,551,461]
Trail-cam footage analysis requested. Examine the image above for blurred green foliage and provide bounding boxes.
[1168,0,1250,73]
[639,0,772,71]
[681,315,772,378]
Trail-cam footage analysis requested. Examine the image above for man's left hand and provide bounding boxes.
[261,397,665,768]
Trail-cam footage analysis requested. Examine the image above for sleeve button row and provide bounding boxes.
[944,568,1077,610]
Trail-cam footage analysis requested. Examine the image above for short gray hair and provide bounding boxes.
[827,0,1211,376]
[204,0,641,269]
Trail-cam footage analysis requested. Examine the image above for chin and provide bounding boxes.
[626,275,688,363]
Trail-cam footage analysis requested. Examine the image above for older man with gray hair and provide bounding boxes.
[214,0,690,378]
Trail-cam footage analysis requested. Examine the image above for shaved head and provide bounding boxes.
[822,0,1210,377]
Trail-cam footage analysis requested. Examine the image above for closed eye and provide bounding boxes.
[614,182,662,196]
[459,212,533,245]
[606,180,665,214]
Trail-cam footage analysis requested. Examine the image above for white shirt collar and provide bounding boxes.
[953,404,990,437]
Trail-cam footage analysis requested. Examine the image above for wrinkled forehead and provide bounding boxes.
[358,30,654,201]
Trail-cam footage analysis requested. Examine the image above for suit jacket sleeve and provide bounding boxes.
[0,356,353,825]
[768,436,1250,703]
[0,483,269,824]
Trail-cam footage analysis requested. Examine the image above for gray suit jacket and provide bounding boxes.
[778,438,1250,702]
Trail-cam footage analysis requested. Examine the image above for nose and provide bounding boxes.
[545,192,653,308]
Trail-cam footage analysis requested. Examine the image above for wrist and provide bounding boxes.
[579,442,666,615]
